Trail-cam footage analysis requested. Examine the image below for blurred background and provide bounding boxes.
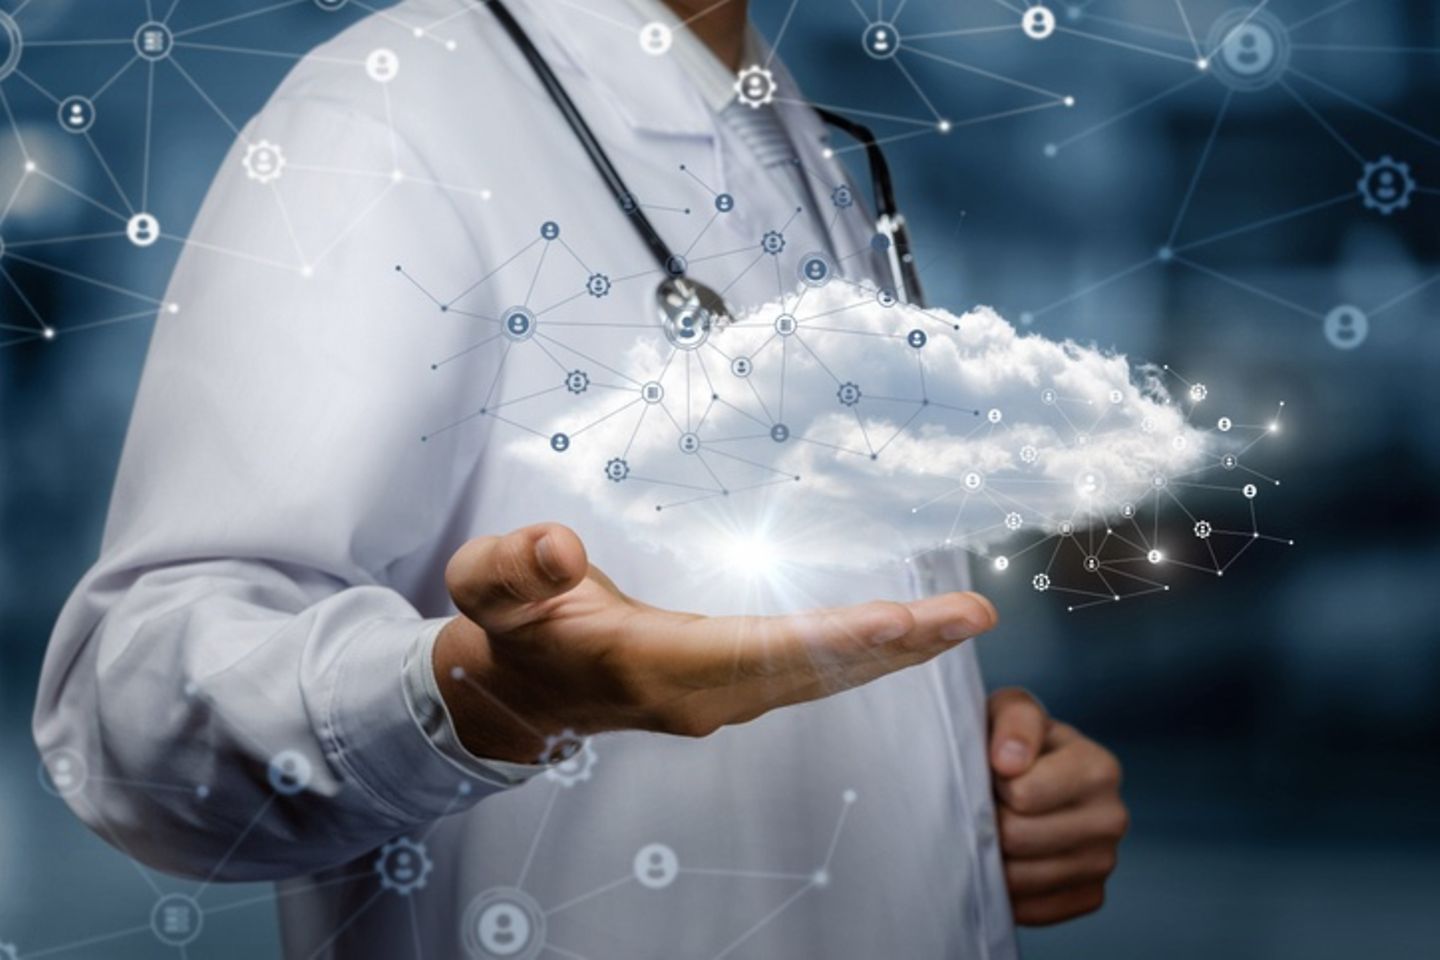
[1,1,1436,957]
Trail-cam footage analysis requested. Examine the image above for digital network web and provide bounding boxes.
[2,1,1423,959]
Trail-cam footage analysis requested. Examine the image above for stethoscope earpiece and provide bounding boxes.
[656,276,733,350]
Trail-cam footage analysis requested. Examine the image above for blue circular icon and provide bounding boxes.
[870,233,892,252]
[876,288,898,308]
[540,221,560,240]
[586,273,611,297]
[907,329,927,349]
[731,356,752,378]
[502,306,537,341]
[761,230,786,256]
[678,432,700,454]
[665,253,687,277]
[831,185,854,209]
[565,370,590,394]
[798,252,832,287]
[770,423,790,443]
[837,382,862,407]
[862,22,900,59]
[550,433,570,452]
[715,193,735,213]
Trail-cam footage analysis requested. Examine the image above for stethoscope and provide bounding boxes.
[482,0,925,350]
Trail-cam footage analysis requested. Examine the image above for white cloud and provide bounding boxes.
[508,279,1217,575]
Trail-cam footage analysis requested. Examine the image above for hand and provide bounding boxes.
[988,688,1128,926]
[435,523,1000,763]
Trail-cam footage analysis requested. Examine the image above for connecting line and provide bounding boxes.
[890,53,944,123]
[447,239,543,308]
[1287,67,1440,150]
[902,45,1070,102]
[1170,255,1323,319]
[170,0,313,40]
[1049,73,1207,153]
[1172,192,1356,254]
[1167,90,1232,249]
[13,924,154,959]
[1277,79,1364,164]
[1057,26,1200,67]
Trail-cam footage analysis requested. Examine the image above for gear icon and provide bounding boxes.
[836,381,862,407]
[241,139,286,184]
[586,273,611,298]
[375,837,433,895]
[734,64,776,109]
[604,457,630,482]
[542,730,597,787]
[1357,155,1415,216]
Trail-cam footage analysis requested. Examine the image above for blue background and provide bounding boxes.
[2,1,1437,957]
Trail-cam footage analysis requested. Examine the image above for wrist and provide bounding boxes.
[433,616,548,764]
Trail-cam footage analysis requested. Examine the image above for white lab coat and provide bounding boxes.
[34,1,1018,957]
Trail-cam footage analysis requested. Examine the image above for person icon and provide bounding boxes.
[502,307,536,340]
[126,213,161,248]
[769,423,789,443]
[58,96,96,134]
[465,889,544,959]
[267,749,312,795]
[678,432,699,454]
[476,901,532,956]
[731,356,752,377]
[1022,5,1056,40]
[549,432,570,452]
[1323,304,1368,350]
[1209,10,1288,90]
[632,842,679,889]
[638,22,672,56]
[365,48,398,83]
[714,192,734,213]
[1224,24,1274,75]
[907,329,927,349]
[862,22,899,59]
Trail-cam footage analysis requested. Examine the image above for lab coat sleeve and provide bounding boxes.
[32,90,511,881]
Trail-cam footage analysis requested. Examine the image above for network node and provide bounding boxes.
[1242,483,1258,499]
[633,843,680,889]
[836,381,862,407]
[1040,387,1057,405]
[761,229,786,256]
[1074,469,1106,499]
[798,250,832,286]
[539,221,560,241]
[564,369,589,394]
[242,140,286,184]
[640,381,665,404]
[549,432,570,452]
[1206,8,1290,92]
[986,407,1002,424]
[937,119,952,134]
[1022,5,1057,40]
[1197,57,1210,71]
[1322,303,1368,350]
[501,305,537,341]
[774,312,798,336]
[875,287,898,308]
[543,733,597,785]
[1108,388,1124,405]
[1062,95,1075,107]
[1221,453,1238,470]
[376,838,433,895]
[861,21,900,60]
[993,556,1009,572]
[1157,245,1174,262]
[1032,573,1051,592]
[463,888,546,960]
[770,423,790,442]
[715,192,734,212]
[365,47,399,83]
[1019,444,1038,463]
[1083,555,1100,572]
[314,0,349,10]
[1120,502,1135,518]
[730,355,753,377]
[267,749,313,795]
[1059,520,1075,537]
[1151,472,1168,489]
[1357,155,1415,216]
[1042,143,1057,159]
[586,273,611,297]
[1217,416,1232,431]
[678,432,700,454]
[638,21,673,56]
[830,184,854,209]
[1189,383,1207,402]
[1004,512,1023,531]
[1194,520,1212,539]
[41,326,55,340]
[907,329,927,349]
[812,869,831,887]
[734,64,777,109]
[962,470,985,493]
[126,212,161,247]
[605,457,630,483]
[664,252,687,276]
[57,95,96,134]
[150,893,203,947]
[1146,550,1163,565]
[133,21,174,61]
[38,748,88,797]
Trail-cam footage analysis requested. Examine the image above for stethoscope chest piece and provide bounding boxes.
[656,276,733,351]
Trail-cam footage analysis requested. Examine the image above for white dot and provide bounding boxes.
[25,160,37,172]
[300,265,314,278]
[937,119,952,133]
[42,327,56,340]
[1197,57,1209,70]
[822,148,834,159]
[445,40,457,51]
[391,169,405,182]
[842,788,857,804]
[166,302,180,314]
[1063,96,1075,107]
[412,27,423,37]
[480,189,493,201]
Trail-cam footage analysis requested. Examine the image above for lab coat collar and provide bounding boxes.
[517,0,791,139]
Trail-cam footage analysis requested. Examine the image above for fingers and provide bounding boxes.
[1011,883,1107,927]
[997,796,1130,860]
[683,591,997,686]
[446,524,588,633]
[994,725,1122,817]
[988,688,1050,779]
[1004,843,1118,899]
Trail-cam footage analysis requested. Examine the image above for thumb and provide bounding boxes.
[987,687,1050,780]
[446,523,588,633]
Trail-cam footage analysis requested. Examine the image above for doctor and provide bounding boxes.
[34,0,1126,957]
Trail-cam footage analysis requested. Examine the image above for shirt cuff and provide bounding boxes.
[401,620,547,787]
